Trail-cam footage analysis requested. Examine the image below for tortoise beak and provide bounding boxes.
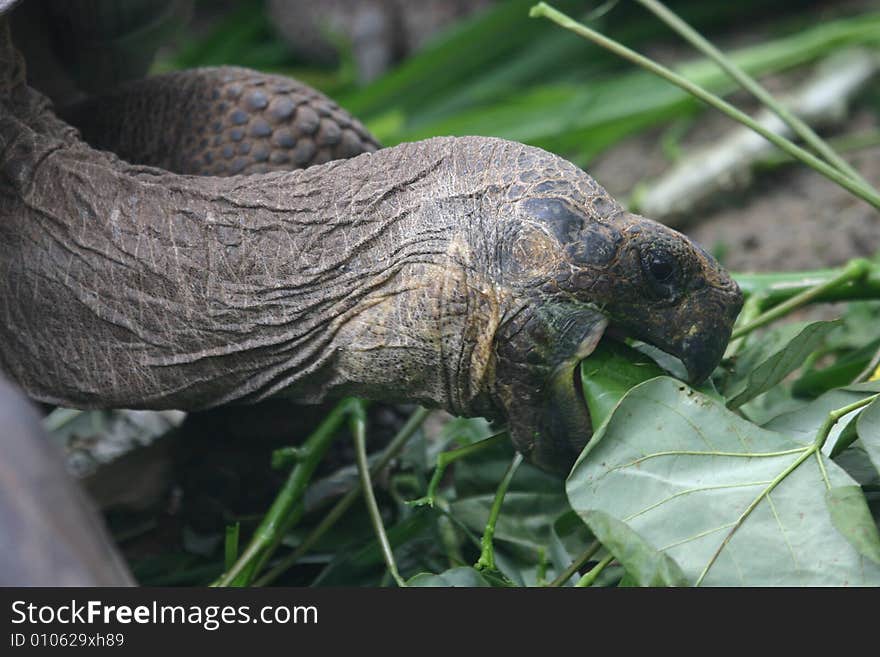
[660,286,742,385]
[678,328,729,385]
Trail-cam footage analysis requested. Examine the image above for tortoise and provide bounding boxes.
[0,0,742,584]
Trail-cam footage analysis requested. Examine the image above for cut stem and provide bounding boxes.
[575,554,614,587]
[409,431,509,507]
[815,393,879,451]
[476,452,523,572]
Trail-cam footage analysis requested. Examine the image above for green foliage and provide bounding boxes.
[724,320,841,408]
[857,396,880,475]
[567,377,880,585]
[408,567,493,587]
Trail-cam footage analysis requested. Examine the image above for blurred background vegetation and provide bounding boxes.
[154,1,875,160]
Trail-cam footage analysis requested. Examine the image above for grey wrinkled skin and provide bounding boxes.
[0,13,742,473]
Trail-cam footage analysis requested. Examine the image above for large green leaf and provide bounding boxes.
[567,377,880,585]
[408,567,492,587]
[580,340,665,429]
[725,320,840,408]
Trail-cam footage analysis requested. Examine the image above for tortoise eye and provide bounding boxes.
[649,257,674,283]
[640,246,681,299]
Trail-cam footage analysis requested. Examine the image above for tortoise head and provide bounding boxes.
[525,196,744,384]
[488,169,742,473]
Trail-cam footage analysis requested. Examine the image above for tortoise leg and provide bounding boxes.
[61,66,380,176]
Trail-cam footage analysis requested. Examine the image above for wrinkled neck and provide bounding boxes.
[0,111,507,412]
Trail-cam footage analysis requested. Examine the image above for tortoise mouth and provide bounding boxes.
[543,322,675,465]
[531,325,608,473]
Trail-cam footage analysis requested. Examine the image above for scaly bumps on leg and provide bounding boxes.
[62,66,380,176]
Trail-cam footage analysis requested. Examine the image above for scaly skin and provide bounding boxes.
[0,19,742,472]
[63,67,380,175]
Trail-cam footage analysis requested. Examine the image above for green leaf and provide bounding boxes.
[793,338,880,398]
[567,377,880,585]
[763,382,880,453]
[580,510,688,586]
[857,395,880,476]
[408,567,492,587]
[580,340,665,429]
[825,487,880,565]
[726,320,840,408]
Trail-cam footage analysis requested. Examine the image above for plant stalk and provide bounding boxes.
[254,407,431,586]
[476,452,523,571]
[409,431,510,507]
[575,554,614,587]
[634,0,873,188]
[529,3,880,209]
[731,259,871,339]
[351,400,406,586]
[548,540,602,587]
[213,398,358,586]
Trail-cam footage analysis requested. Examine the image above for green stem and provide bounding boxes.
[759,131,880,169]
[476,452,523,572]
[734,265,880,305]
[575,554,614,587]
[253,407,430,587]
[856,346,880,383]
[409,431,510,507]
[730,258,872,339]
[351,400,406,587]
[529,3,880,209]
[634,0,872,188]
[814,393,879,451]
[548,540,602,587]
[224,523,240,571]
[213,398,358,587]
